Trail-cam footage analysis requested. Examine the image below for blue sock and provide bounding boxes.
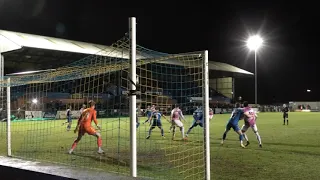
[136,122,140,128]
[148,128,153,136]
[239,134,243,141]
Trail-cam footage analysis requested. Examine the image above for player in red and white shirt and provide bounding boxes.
[241,103,262,148]
[170,105,186,140]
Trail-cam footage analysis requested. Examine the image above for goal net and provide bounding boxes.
[0,34,209,179]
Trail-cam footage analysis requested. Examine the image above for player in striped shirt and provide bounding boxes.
[146,109,167,139]
[136,105,140,128]
[62,106,72,131]
[143,105,156,125]
[221,102,254,148]
[185,107,213,137]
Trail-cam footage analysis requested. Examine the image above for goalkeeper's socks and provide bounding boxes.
[97,137,102,147]
[72,142,77,148]
[98,148,104,154]
[69,142,77,154]
[68,149,73,154]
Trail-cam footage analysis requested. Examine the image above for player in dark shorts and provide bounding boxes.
[282,104,289,125]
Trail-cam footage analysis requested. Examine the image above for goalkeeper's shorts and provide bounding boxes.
[79,126,97,135]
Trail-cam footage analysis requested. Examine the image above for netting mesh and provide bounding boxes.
[0,34,207,179]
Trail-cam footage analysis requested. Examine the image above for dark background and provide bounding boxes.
[0,165,74,180]
[0,0,318,104]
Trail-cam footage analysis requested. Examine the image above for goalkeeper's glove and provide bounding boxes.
[74,126,79,134]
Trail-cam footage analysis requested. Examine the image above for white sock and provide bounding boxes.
[255,132,262,144]
[243,133,249,141]
[180,127,185,138]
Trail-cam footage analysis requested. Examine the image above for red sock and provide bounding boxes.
[97,137,102,147]
[71,142,77,150]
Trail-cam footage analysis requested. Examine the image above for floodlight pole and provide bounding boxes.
[129,17,137,178]
[7,78,11,156]
[203,50,210,180]
[254,50,257,106]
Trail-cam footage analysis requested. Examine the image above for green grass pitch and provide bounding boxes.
[0,112,320,180]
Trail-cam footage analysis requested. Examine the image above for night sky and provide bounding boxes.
[0,1,318,104]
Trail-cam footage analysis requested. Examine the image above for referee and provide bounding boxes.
[282,104,289,125]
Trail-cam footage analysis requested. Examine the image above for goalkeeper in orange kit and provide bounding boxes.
[68,100,104,154]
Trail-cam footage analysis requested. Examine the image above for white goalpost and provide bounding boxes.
[128,17,211,179]
[0,17,211,180]
[129,17,137,177]
[7,77,11,157]
[203,50,210,180]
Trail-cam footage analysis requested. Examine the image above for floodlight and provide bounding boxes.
[246,35,263,51]
[32,98,38,104]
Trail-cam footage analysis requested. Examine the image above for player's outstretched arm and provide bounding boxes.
[146,115,152,123]
[170,110,174,120]
[73,113,82,132]
[243,111,252,119]
[179,111,185,121]
[93,111,101,130]
[162,114,166,120]
[162,114,170,123]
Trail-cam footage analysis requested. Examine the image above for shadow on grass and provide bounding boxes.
[72,151,168,172]
[72,152,129,167]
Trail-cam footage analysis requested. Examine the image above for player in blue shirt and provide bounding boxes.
[143,105,154,125]
[146,109,167,139]
[185,107,213,137]
[221,102,253,148]
[136,106,140,128]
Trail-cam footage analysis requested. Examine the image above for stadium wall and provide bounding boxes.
[209,77,233,99]
[290,101,320,111]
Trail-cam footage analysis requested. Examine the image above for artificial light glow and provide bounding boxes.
[6,69,56,76]
[246,35,263,51]
[307,89,311,92]
[32,99,38,104]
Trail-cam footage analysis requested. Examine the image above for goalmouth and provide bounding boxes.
[0,17,211,180]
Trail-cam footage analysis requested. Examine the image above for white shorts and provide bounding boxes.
[172,120,184,128]
[241,124,258,133]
